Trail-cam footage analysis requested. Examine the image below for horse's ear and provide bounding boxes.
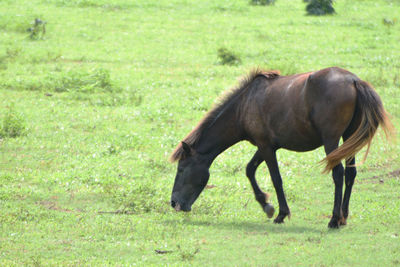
[181,141,193,156]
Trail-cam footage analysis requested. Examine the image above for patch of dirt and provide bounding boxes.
[360,169,400,184]
[388,169,400,178]
[37,200,74,213]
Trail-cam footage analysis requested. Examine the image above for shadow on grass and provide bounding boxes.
[163,217,322,234]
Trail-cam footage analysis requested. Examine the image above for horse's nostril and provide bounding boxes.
[171,200,176,208]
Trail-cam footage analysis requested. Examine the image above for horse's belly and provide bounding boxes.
[275,131,323,152]
[280,141,322,152]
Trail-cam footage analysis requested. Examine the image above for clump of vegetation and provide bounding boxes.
[305,0,335,15]
[382,18,397,26]
[1,68,142,107]
[4,68,116,93]
[104,182,165,214]
[249,0,276,5]
[217,47,241,65]
[177,244,200,261]
[0,105,27,138]
[27,18,46,40]
[51,68,114,93]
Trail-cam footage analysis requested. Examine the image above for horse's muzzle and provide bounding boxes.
[171,200,180,211]
[171,200,191,212]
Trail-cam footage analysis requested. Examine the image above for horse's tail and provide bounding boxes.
[322,80,394,173]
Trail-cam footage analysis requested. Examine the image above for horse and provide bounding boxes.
[169,67,393,228]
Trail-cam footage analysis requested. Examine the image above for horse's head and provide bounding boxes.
[171,142,210,212]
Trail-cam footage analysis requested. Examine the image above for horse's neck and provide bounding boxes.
[195,107,243,166]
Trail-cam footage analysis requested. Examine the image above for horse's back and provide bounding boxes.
[242,67,359,152]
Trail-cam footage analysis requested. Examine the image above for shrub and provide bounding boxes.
[217,47,241,66]
[0,106,27,138]
[306,0,335,16]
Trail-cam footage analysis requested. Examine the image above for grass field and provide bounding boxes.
[0,0,399,265]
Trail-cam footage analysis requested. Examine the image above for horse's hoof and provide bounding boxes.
[264,203,275,218]
[273,214,286,224]
[328,219,339,229]
[273,217,284,224]
[339,217,347,226]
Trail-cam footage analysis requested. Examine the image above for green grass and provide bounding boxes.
[1,0,399,265]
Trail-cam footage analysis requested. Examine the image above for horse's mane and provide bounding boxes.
[169,69,280,162]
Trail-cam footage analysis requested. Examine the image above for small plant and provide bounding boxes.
[177,244,200,261]
[306,0,335,16]
[27,18,46,40]
[382,18,395,36]
[383,18,397,27]
[105,144,118,155]
[217,47,241,66]
[0,105,27,138]
[249,0,276,5]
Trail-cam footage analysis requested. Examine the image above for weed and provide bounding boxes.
[217,47,241,66]
[106,144,118,155]
[31,256,42,267]
[0,105,27,138]
[382,18,397,26]
[28,18,46,40]
[177,244,200,261]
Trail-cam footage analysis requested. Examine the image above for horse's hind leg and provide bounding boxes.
[340,156,357,226]
[323,140,345,229]
[246,150,275,218]
[258,147,290,224]
[336,124,358,225]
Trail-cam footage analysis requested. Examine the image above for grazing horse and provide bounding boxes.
[169,67,393,228]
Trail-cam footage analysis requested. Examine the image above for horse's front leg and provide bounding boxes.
[258,147,290,224]
[246,150,275,218]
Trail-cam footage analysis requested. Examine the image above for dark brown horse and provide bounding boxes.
[170,67,393,228]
